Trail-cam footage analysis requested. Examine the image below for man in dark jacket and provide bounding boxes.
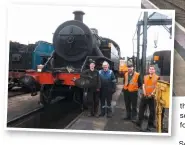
[81,60,101,117]
[99,61,116,118]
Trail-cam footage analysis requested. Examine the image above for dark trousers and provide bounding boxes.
[138,97,155,126]
[100,87,112,114]
[123,89,138,118]
[87,90,99,115]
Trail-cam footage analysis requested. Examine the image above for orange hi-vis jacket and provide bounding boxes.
[123,72,139,92]
[144,74,159,96]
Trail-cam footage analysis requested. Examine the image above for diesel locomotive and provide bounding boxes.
[26,11,121,105]
[146,50,171,82]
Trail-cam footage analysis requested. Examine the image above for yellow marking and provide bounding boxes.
[154,55,159,61]
[155,81,170,133]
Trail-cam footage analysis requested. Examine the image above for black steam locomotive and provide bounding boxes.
[27,11,121,105]
[49,11,120,71]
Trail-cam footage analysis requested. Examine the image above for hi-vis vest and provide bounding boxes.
[144,74,159,96]
[123,72,139,92]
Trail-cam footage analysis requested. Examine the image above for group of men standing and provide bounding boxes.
[81,59,116,118]
[82,59,159,131]
[123,63,159,131]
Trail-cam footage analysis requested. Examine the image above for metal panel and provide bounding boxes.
[9,52,33,70]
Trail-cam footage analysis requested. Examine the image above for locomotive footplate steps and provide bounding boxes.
[65,85,169,133]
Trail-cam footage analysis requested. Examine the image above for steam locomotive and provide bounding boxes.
[26,11,121,105]
[9,41,54,91]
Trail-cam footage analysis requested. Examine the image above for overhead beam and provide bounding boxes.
[148,12,156,19]
[137,19,172,26]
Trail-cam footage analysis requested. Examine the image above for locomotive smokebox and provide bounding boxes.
[73,11,85,22]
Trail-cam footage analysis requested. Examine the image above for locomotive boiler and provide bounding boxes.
[27,11,121,105]
[46,11,120,72]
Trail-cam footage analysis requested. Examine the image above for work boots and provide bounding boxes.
[99,108,105,117]
[135,120,142,127]
[107,111,112,118]
[123,112,131,120]
[87,107,94,117]
[147,123,156,131]
[94,113,99,118]
[94,105,99,118]
[107,107,112,118]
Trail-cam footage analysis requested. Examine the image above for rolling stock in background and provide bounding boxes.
[8,41,54,91]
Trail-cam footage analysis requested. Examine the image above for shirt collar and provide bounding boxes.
[103,69,109,72]
[128,71,134,76]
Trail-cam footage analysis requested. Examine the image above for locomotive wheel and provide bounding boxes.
[40,84,53,106]
[8,84,14,91]
[64,91,74,101]
[70,87,87,110]
[19,75,38,92]
[8,78,15,90]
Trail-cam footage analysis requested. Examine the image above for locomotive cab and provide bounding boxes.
[148,50,171,82]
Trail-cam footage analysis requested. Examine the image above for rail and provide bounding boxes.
[7,107,43,127]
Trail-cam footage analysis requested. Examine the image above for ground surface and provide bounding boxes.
[66,85,169,133]
[7,93,41,122]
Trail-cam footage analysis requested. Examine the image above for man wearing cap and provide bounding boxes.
[81,59,101,117]
[123,62,142,120]
[99,61,116,118]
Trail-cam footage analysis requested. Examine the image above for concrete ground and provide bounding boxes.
[7,93,41,122]
[66,85,169,133]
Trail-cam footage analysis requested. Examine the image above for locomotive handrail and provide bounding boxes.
[81,57,89,72]
[59,34,90,36]
[94,34,103,42]
[52,68,81,73]
[41,51,55,72]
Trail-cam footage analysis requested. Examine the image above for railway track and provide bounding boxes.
[7,98,82,129]
[149,0,185,27]
[8,91,28,98]
[7,107,43,127]
[8,87,38,98]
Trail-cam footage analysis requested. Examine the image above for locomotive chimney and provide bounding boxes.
[73,11,85,22]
